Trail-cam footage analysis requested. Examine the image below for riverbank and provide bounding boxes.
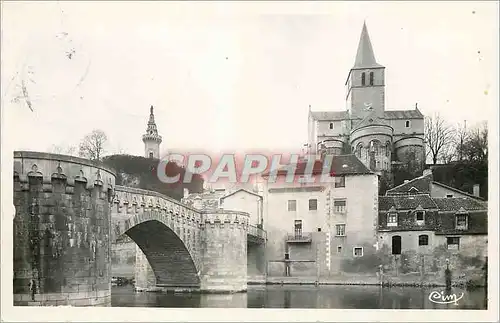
[252,273,485,288]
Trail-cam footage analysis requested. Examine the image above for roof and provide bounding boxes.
[353,22,383,69]
[432,181,485,201]
[432,197,487,212]
[384,109,424,119]
[221,188,262,200]
[310,110,348,121]
[352,110,391,131]
[387,173,485,201]
[379,194,438,211]
[261,154,372,177]
[309,109,424,122]
[386,173,432,195]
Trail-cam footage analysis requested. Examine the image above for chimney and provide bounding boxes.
[473,184,480,197]
[183,188,189,199]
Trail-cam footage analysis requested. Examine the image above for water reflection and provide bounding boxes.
[112,285,486,309]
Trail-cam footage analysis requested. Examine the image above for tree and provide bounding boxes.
[461,122,488,163]
[424,113,455,164]
[79,129,108,161]
[454,121,469,162]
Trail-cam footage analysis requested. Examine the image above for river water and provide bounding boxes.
[112,285,487,309]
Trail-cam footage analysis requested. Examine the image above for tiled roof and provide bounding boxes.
[384,110,424,119]
[261,155,372,177]
[432,197,487,212]
[352,110,391,131]
[310,109,424,121]
[432,181,485,201]
[310,110,348,121]
[386,174,432,195]
[379,194,438,211]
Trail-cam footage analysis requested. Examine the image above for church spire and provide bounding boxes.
[353,21,382,69]
[142,105,162,158]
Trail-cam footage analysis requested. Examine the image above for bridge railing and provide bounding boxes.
[248,224,267,241]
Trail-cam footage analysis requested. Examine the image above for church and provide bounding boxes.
[307,22,425,176]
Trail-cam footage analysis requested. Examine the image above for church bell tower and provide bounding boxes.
[142,105,162,159]
[346,22,386,120]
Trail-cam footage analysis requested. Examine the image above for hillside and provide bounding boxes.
[102,154,204,201]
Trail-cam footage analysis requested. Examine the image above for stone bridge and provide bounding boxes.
[12,151,266,307]
[111,185,267,292]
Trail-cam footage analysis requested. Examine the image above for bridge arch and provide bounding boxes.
[112,209,202,290]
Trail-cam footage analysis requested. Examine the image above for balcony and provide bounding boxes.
[285,232,312,244]
[247,224,267,244]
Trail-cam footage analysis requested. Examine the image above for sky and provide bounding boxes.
[1,1,498,157]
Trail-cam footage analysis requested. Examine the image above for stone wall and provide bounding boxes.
[199,211,249,293]
[111,237,136,279]
[13,151,115,306]
[378,231,487,285]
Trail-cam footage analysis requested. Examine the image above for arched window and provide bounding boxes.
[149,152,154,158]
[385,142,391,157]
[405,120,411,128]
[370,140,381,155]
[361,72,366,86]
[369,72,374,86]
[355,143,363,158]
[329,122,334,129]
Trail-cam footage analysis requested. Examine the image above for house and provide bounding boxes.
[378,191,487,278]
[260,154,379,277]
[220,188,263,227]
[386,169,485,201]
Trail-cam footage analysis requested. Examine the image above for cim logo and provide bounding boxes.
[428,290,465,305]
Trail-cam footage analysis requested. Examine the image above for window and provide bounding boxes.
[369,72,374,86]
[335,224,346,236]
[284,253,289,260]
[309,199,318,211]
[149,152,154,158]
[447,237,460,250]
[317,228,322,232]
[287,200,296,211]
[387,213,398,227]
[353,247,363,257]
[455,214,468,230]
[418,235,429,246]
[334,200,346,213]
[392,235,402,255]
[446,194,453,198]
[405,120,410,128]
[294,220,302,237]
[337,246,342,253]
[334,176,345,188]
[361,72,366,86]
[329,122,334,129]
[416,211,425,224]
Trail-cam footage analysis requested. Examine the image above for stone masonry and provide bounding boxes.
[13,151,116,306]
[13,151,256,306]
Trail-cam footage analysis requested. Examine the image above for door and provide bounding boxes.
[294,220,302,238]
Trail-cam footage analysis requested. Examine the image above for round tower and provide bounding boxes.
[142,105,162,159]
[350,115,393,172]
[393,136,425,172]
